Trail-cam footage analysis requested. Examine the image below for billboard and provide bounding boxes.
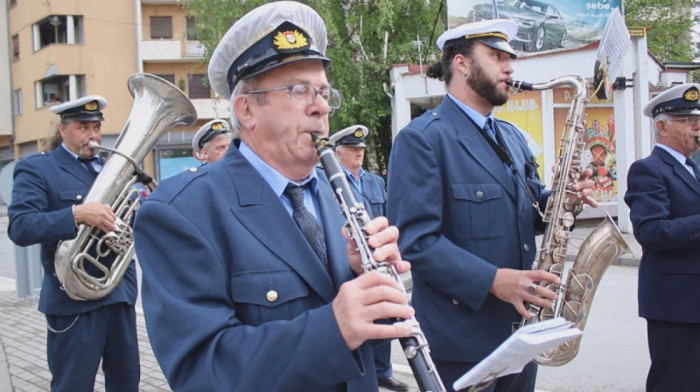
[446,0,623,55]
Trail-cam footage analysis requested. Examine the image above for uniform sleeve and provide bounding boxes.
[8,159,77,246]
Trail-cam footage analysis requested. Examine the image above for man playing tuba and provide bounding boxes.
[8,96,140,392]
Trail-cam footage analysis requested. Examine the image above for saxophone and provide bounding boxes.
[313,134,446,392]
[55,73,196,301]
[508,76,630,366]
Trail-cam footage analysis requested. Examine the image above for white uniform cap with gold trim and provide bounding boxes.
[436,19,518,58]
[208,1,330,99]
[643,83,700,118]
[329,125,369,148]
[50,95,108,122]
[192,119,232,153]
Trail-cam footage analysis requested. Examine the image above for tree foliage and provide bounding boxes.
[183,0,445,173]
[182,0,699,170]
[624,0,699,66]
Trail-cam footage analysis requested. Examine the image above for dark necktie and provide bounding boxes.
[78,157,99,177]
[484,118,497,143]
[284,184,329,273]
[686,158,700,182]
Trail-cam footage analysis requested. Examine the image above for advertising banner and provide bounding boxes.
[446,0,623,55]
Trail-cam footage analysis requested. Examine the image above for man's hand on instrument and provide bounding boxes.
[490,268,561,319]
[573,167,598,208]
[332,271,414,350]
[73,202,117,233]
[343,216,411,276]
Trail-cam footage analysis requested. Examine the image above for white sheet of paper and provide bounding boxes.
[597,7,631,83]
[452,317,583,391]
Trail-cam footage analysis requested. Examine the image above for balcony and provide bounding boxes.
[140,40,183,61]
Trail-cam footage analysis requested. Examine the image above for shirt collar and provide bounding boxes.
[656,143,689,166]
[238,141,318,197]
[447,93,492,128]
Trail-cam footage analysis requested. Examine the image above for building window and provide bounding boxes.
[188,74,210,99]
[35,75,86,108]
[157,147,199,180]
[150,16,173,39]
[186,17,198,40]
[33,15,84,51]
[155,74,176,85]
[13,89,22,116]
[12,35,19,61]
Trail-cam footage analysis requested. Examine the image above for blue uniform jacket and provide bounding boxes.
[7,146,137,315]
[347,170,386,219]
[387,97,549,362]
[624,146,700,323]
[133,142,377,392]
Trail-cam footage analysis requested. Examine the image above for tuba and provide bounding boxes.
[508,76,630,366]
[55,73,197,301]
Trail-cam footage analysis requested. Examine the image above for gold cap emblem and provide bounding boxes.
[273,30,308,50]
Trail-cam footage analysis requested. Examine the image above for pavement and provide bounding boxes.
[0,202,642,392]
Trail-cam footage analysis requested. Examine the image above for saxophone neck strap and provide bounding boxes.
[470,116,542,211]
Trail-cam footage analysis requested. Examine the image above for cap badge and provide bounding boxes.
[353,129,364,138]
[683,87,699,103]
[85,101,98,111]
[273,30,309,51]
[211,122,224,130]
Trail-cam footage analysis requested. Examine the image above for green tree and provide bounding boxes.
[183,0,699,169]
[624,0,699,72]
[182,0,445,173]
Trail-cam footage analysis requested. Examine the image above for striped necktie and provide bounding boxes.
[284,184,329,274]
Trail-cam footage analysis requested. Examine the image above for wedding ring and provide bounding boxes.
[527,283,537,295]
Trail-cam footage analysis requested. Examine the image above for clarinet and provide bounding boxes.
[312,134,446,392]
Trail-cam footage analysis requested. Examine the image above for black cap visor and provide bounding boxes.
[477,37,517,59]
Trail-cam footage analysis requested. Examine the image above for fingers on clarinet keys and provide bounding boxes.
[527,283,537,295]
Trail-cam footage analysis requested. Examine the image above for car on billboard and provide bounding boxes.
[467,0,567,52]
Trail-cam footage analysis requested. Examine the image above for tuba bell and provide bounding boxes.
[55,73,197,301]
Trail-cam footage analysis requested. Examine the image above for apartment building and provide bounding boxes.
[3,0,228,181]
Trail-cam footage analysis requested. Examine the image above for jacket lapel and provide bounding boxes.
[54,146,96,186]
[224,148,337,302]
[655,147,700,196]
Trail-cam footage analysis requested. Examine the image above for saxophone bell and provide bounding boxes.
[511,75,631,366]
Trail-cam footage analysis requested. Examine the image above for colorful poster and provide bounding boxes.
[446,0,623,55]
[553,107,618,203]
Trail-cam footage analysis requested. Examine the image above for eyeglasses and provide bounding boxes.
[669,115,700,126]
[245,84,342,109]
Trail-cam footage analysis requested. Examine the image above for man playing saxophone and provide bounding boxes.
[7,96,140,391]
[386,20,597,391]
[624,82,700,392]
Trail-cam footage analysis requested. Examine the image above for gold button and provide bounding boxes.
[76,195,83,200]
[476,191,484,198]
[266,290,278,302]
